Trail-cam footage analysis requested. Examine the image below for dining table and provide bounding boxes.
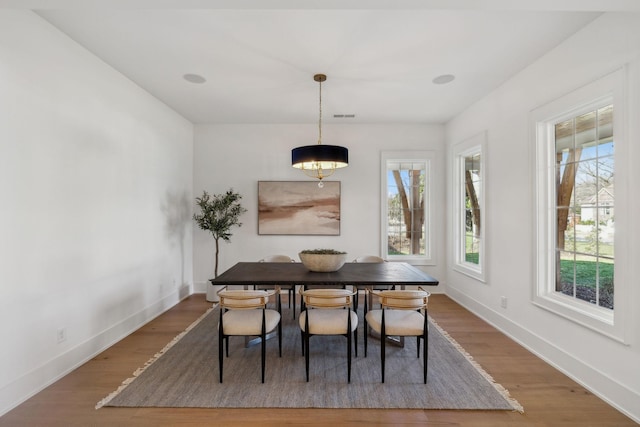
[210,261,439,289]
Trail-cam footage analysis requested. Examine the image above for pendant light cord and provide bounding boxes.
[318,77,322,145]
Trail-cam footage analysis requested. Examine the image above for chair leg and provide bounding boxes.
[292,286,296,319]
[304,308,311,381]
[381,330,386,383]
[364,323,368,357]
[261,332,266,383]
[381,311,386,383]
[423,330,428,384]
[278,320,282,357]
[304,332,310,382]
[364,293,368,358]
[218,330,224,383]
[354,329,358,358]
[417,336,421,358]
[347,329,352,383]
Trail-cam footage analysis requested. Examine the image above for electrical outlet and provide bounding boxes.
[57,328,66,343]
[500,296,508,309]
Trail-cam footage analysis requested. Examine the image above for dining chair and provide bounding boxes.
[256,255,297,319]
[364,287,430,383]
[299,288,358,383]
[217,287,282,383]
[352,255,391,311]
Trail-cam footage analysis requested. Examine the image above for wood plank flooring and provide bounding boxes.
[0,294,635,426]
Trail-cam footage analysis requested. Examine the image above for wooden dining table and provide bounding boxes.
[210,261,439,289]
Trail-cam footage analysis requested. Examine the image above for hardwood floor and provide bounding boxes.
[0,294,635,426]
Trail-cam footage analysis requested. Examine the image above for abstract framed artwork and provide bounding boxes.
[258,181,341,235]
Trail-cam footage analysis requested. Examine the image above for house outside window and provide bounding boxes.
[531,68,629,342]
[555,105,614,309]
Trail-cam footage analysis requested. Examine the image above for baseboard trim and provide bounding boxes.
[194,280,208,294]
[0,290,185,417]
[446,286,640,424]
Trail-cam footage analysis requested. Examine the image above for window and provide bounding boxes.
[381,151,433,265]
[555,105,614,309]
[452,133,485,281]
[532,68,629,342]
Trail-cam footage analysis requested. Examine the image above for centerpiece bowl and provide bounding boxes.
[299,249,348,272]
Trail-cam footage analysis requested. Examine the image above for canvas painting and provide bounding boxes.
[258,181,340,235]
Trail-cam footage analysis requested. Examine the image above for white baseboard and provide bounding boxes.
[194,280,208,294]
[0,290,184,417]
[446,286,640,424]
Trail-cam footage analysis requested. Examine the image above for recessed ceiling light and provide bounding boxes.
[432,74,455,85]
[183,73,206,84]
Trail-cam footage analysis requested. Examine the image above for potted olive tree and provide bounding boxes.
[193,189,247,301]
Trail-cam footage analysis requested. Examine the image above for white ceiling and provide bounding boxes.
[23,2,636,124]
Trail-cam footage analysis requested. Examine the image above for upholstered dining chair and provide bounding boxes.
[364,287,430,383]
[257,255,297,319]
[352,255,390,311]
[299,288,358,383]
[217,287,282,383]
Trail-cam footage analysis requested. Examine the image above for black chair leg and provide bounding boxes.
[218,331,224,383]
[381,331,386,383]
[347,330,352,383]
[364,319,368,357]
[304,332,310,382]
[261,332,266,383]
[424,331,428,384]
[278,320,282,357]
[354,330,358,358]
[292,286,296,319]
[417,336,421,358]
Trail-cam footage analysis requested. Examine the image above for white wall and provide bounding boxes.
[193,123,445,293]
[0,11,194,415]
[445,12,640,422]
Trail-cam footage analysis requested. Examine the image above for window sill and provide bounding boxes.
[532,292,626,344]
[453,264,485,283]
[387,255,435,266]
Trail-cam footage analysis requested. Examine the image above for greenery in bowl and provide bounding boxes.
[299,249,348,272]
[300,249,346,255]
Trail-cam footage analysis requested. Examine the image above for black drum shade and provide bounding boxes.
[291,74,349,182]
[291,144,349,170]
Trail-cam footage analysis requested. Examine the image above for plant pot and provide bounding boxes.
[207,281,223,302]
[299,252,348,272]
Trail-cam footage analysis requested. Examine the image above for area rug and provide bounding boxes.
[97,305,523,412]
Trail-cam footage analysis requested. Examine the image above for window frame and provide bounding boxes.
[452,132,486,282]
[381,150,434,265]
[531,68,629,343]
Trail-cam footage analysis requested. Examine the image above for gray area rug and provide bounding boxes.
[97,305,523,411]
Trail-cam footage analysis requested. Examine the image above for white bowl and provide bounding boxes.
[298,252,348,272]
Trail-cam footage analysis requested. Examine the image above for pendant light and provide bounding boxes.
[292,74,348,187]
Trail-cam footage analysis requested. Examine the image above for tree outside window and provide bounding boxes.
[381,152,433,264]
[555,105,614,309]
[452,133,485,282]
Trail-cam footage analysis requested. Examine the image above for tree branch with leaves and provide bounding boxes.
[193,189,247,278]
